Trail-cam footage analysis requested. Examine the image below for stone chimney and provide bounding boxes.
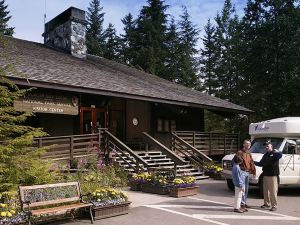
[43,7,87,58]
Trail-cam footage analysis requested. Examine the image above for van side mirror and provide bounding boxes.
[296,140,300,153]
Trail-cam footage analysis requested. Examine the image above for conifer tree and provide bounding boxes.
[86,0,105,56]
[165,18,181,82]
[103,23,121,61]
[0,0,14,36]
[0,36,56,191]
[133,0,169,76]
[177,6,200,88]
[200,19,218,95]
[120,13,136,65]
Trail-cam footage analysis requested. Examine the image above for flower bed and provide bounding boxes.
[0,192,26,225]
[140,183,169,195]
[168,177,198,198]
[91,188,131,220]
[204,164,223,180]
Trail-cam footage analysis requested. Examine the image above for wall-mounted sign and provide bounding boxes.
[14,93,79,115]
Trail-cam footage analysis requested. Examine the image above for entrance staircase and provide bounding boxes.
[113,150,207,180]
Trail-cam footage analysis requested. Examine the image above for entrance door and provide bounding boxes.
[80,107,107,134]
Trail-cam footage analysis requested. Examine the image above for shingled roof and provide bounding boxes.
[1,37,252,114]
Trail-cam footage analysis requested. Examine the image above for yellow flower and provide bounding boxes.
[0,203,6,208]
[7,212,12,217]
[10,210,15,214]
[1,212,7,217]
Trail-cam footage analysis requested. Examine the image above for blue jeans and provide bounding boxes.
[242,172,249,205]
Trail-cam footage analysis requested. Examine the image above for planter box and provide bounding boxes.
[129,181,141,191]
[93,202,131,220]
[212,173,224,180]
[140,183,169,195]
[169,186,199,198]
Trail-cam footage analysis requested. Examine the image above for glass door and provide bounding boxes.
[80,107,107,134]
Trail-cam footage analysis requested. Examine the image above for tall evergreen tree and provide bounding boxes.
[103,23,121,61]
[0,36,56,191]
[86,0,105,56]
[241,0,300,120]
[120,13,136,65]
[165,18,181,82]
[133,0,169,77]
[212,0,244,103]
[0,0,14,36]
[200,19,218,95]
[177,6,200,88]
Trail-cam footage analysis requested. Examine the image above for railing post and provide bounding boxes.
[38,138,42,148]
[70,136,74,166]
[98,128,102,151]
[209,132,212,156]
[224,133,226,155]
[193,132,196,147]
[174,164,177,178]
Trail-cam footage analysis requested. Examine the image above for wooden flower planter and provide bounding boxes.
[140,183,169,195]
[129,181,141,191]
[169,186,199,198]
[93,201,131,220]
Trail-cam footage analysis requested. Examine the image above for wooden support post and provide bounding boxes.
[209,132,212,156]
[70,136,74,167]
[38,139,42,148]
[224,134,226,155]
[193,132,196,147]
[173,164,177,178]
[98,129,102,152]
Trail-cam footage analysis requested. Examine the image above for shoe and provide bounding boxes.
[241,204,251,209]
[234,209,244,213]
[242,208,248,212]
[260,204,271,209]
[270,207,277,211]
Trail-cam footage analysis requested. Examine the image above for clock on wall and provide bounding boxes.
[132,118,138,126]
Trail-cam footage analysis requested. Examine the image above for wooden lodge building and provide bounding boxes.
[1,7,251,174]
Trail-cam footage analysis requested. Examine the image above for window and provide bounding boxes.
[282,140,297,154]
[250,138,283,154]
[157,119,176,133]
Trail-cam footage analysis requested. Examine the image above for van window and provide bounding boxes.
[250,138,283,154]
[282,140,297,154]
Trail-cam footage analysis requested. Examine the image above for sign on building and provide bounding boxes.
[14,93,79,115]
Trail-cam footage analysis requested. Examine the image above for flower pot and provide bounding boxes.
[92,201,131,220]
[140,183,169,195]
[212,173,223,180]
[129,181,141,191]
[169,186,199,198]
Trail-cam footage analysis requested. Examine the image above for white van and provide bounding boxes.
[222,117,300,192]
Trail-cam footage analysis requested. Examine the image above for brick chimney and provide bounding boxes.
[43,7,87,58]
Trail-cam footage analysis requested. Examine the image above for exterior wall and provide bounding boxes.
[152,103,204,148]
[38,113,75,136]
[126,100,151,141]
[109,98,125,140]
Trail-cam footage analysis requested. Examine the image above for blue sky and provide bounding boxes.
[7,0,247,47]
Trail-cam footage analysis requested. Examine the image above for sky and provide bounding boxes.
[6,0,248,47]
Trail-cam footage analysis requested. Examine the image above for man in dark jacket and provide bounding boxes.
[255,140,282,211]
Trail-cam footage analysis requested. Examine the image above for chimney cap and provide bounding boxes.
[44,7,87,35]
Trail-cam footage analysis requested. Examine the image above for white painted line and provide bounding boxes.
[192,214,300,221]
[149,204,232,209]
[188,196,299,218]
[146,204,229,225]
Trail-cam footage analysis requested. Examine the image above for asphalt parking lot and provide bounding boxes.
[52,179,300,225]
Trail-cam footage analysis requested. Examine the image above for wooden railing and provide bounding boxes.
[142,132,186,174]
[38,133,100,162]
[100,128,149,173]
[171,132,212,170]
[172,131,239,156]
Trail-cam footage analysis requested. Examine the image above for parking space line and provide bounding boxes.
[145,197,300,225]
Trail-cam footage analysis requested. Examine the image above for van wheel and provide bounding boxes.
[226,179,234,191]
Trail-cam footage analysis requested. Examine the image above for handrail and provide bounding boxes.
[172,132,213,163]
[101,129,149,169]
[142,132,186,165]
[174,131,239,135]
